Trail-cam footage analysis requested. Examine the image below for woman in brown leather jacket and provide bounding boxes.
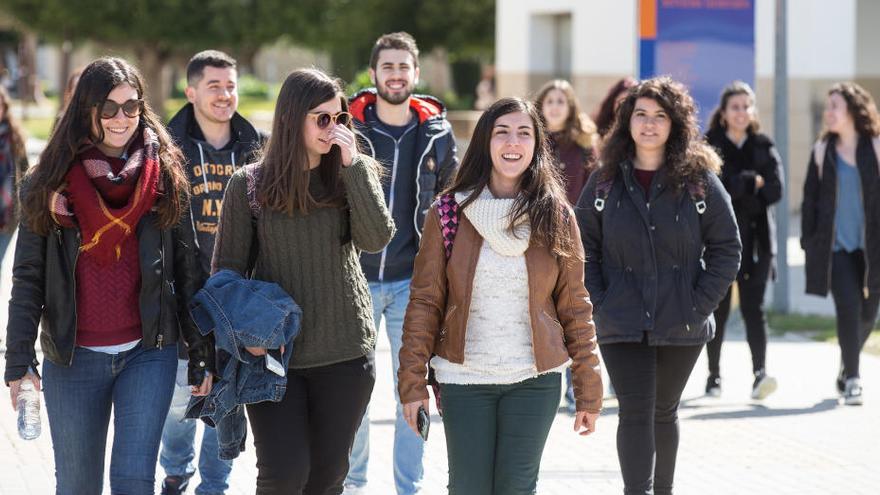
[397,97,603,494]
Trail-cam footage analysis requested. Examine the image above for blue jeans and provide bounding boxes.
[42,343,177,495]
[347,278,425,494]
[160,360,233,495]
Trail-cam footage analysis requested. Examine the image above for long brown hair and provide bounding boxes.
[0,84,27,162]
[444,97,579,260]
[258,69,351,215]
[22,57,188,235]
[593,76,638,138]
[599,77,721,189]
[822,82,880,139]
[534,79,597,150]
[707,80,760,134]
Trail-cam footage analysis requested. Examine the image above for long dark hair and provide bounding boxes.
[707,80,760,134]
[444,97,578,259]
[534,79,597,149]
[592,76,638,138]
[0,84,27,161]
[22,57,187,235]
[822,82,880,139]
[599,77,721,188]
[258,68,350,215]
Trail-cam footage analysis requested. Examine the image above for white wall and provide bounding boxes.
[757,0,857,79]
[497,0,637,75]
[501,0,862,80]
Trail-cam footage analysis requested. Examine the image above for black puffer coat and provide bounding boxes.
[576,161,741,345]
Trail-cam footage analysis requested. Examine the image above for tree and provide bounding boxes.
[270,0,495,81]
[0,0,496,109]
[0,0,302,112]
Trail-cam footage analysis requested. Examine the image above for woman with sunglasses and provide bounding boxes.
[398,97,603,494]
[212,68,394,494]
[4,57,214,494]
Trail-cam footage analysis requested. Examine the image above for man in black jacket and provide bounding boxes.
[346,32,458,495]
[159,50,265,495]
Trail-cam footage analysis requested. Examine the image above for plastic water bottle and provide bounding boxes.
[17,372,41,440]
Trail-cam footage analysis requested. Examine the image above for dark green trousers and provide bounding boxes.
[440,372,562,495]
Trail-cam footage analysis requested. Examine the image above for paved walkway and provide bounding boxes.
[2,311,878,494]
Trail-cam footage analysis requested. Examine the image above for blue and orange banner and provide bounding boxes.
[639,0,755,127]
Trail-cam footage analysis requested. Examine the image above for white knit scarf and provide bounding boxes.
[456,187,531,256]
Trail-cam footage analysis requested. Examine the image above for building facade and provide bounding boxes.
[496,0,880,211]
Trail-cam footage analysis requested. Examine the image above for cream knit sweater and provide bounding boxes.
[431,188,570,385]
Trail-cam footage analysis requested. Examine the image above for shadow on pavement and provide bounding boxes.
[685,398,839,420]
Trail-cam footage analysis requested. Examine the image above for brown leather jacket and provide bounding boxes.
[397,204,603,412]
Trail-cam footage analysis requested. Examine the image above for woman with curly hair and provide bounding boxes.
[801,82,880,406]
[703,81,784,400]
[577,77,740,494]
[535,79,598,205]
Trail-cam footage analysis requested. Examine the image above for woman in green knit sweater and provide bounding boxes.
[211,68,395,494]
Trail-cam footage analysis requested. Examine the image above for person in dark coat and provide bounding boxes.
[577,77,740,495]
[703,81,784,400]
[801,82,880,406]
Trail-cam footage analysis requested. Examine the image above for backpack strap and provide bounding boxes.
[593,175,614,212]
[437,193,460,260]
[813,139,828,181]
[243,164,261,277]
[244,164,262,219]
[685,176,708,215]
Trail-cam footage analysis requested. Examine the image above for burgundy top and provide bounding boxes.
[548,132,595,205]
[633,168,656,201]
[74,154,142,347]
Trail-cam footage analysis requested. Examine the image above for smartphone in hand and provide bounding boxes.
[417,406,430,441]
[265,349,285,377]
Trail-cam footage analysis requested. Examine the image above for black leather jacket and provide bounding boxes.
[4,201,215,385]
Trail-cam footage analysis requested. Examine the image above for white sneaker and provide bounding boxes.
[343,484,368,495]
[751,373,777,400]
[844,377,864,406]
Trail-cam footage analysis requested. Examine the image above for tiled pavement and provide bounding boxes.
[2,313,879,494]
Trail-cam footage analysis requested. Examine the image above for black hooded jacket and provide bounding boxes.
[167,104,266,276]
[706,128,783,280]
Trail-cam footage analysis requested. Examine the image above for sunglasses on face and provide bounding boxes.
[98,99,144,119]
[308,111,351,129]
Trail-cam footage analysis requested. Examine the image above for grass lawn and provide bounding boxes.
[163,97,276,121]
[769,311,880,356]
[18,96,277,142]
[21,116,57,141]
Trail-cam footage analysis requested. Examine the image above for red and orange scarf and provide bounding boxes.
[50,128,161,265]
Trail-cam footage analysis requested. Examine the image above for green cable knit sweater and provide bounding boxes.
[212,156,395,368]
